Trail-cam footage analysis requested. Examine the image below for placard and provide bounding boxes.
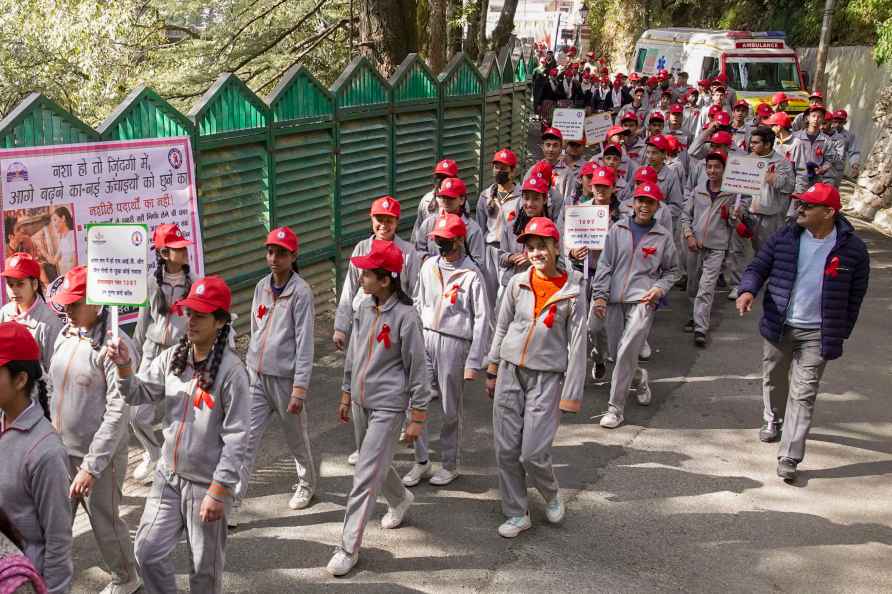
[720,154,769,195]
[551,108,586,141]
[564,204,611,250]
[86,223,149,307]
[584,112,614,146]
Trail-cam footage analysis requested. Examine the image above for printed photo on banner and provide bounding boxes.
[0,137,202,319]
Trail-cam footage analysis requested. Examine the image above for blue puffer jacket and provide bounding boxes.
[739,216,870,360]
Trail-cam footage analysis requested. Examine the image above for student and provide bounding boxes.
[643,110,666,137]
[327,240,430,576]
[618,166,674,232]
[106,276,249,594]
[411,159,459,243]
[485,217,586,538]
[48,266,140,594]
[830,109,861,180]
[666,103,692,146]
[0,253,63,374]
[131,224,194,485]
[789,104,841,198]
[403,214,491,488]
[235,227,317,521]
[619,111,646,162]
[767,111,795,160]
[0,322,73,594]
[497,174,554,290]
[591,184,681,429]
[414,177,486,267]
[476,149,521,311]
[746,126,795,251]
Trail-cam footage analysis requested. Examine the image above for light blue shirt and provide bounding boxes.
[786,227,837,329]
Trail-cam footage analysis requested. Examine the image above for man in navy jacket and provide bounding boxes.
[736,183,870,480]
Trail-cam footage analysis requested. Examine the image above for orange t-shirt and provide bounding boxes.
[530,270,568,317]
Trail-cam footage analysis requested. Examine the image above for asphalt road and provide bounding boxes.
[70,220,892,593]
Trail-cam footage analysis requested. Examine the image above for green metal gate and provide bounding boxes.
[439,54,484,202]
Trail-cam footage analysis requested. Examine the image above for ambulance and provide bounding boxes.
[632,28,809,113]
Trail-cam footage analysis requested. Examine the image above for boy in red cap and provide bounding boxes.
[829,109,861,180]
[644,110,666,138]
[411,159,459,243]
[641,135,685,261]
[619,111,646,162]
[772,92,789,113]
[666,103,692,147]
[618,166,674,238]
[107,276,250,593]
[791,91,826,131]
[477,149,521,311]
[403,214,491,489]
[767,111,795,159]
[731,100,753,151]
[591,184,680,428]
[414,177,486,267]
[789,104,842,197]
[327,239,430,575]
[746,126,795,252]
[235,226,318,521]
[0,321,73,594]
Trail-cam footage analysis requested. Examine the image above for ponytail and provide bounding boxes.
[372,269,413,306]
[155,251,193,316]
[91,308,108,352]
[3,360,49,420]
[487,184,500,215]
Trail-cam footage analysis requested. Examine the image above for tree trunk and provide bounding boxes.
[358,0,418,76]
[478,0,489,57]
[464,0,487,60]
[489,0,517,52]
[429,0,447,74]
[447,0,463,57]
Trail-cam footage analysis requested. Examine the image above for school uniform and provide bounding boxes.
[488,267,587,518]
[412,255,491,470]
[0,402,73,594]
[831,128,860,179]
[410,189,438,244]
[625,137,647,163]
[523,164,568,222]
[49,325,139,586]
[748,150,795,250]
[237,272,317,505]
[415,213,486,266]
[0,299,63,374]
[476,184,522,311]
[788,130,842,195]
[118,345,250,594]
[339,294,430,555]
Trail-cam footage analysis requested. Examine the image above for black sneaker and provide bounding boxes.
[694,332,707,346]
[777,457,798,480]
[759,422,781,443]
[717,274,727,289]
[594,362,607,380]
[675,276,688,290]
[683,319,695,333]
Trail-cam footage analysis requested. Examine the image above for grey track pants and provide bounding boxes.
[686,247,726,333]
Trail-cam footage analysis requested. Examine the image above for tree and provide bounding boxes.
[428,0,448,74]
[464,0,488,61]
[357,0,418,76]
[489,0,518,52]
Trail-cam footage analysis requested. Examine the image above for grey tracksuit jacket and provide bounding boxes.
[342,294,431,413]
[748,150,795,216]
[411,189,438,244]
[132,272,188,357]
[788,130,842,193]
[414,255,492,370]
[487,268,588,413]
[496,198,565,287]
[246,272,314,389]
[415,212,487,267]
[334,235,421,336]
[49,325,138,477]
[680,180,738,250]
[618,195,674,235]
[0,299,63,373]
[591,216,682,304]
[117,346,250,493]
[476,185,522,245]
[0,403,73,594]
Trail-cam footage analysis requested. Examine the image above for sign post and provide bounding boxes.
[584,112,614,147]
[85,224,149,338]
[720,154,769,195]
[564,204,611,300]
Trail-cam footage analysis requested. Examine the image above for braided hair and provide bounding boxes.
[170,310,232,392]
[4,360,50,420]
[154,250,193,316]
[513,193,551,237]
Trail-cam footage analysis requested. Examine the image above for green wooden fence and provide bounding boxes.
[0,50,533,329]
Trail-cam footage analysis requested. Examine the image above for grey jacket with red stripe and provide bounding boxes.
[680,179,738,251]
[133,273,188,356]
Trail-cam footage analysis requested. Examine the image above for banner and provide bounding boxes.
[564,204,611,250]
[584,112,614,146]
[720,154,769,195]
[86,224,149,307]
[551,108,586,141]
[0,137,202,319]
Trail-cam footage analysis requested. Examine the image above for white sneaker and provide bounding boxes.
[99,576,141,594]
[347,450,359,465]
[728,287,739,300]
[639,341,652,361]
[635,369,652,406]
[401,462,432,487]
[428,467,458,486]
[545,494,565,523]
[498,514,532,538]
[600,411,624,429]
[381,489,414,529]
[288,485,313,510]
[132,453,155,485]
[326,547,359,577]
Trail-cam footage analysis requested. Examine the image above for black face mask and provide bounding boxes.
[435,237,455,257]
[495,170,511,185]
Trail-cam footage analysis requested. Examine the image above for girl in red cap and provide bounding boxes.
[327,240,430,576]
[0,321,73,594]
[414,177,486,269]
[130,223,194,485]
[476,149,520,312]
[485,216,586,539]
[48,266,141,594]
[401,213,492,489]
[106,275,250,593]
[410,159,459,243]
[1,252,63,373]
[234,226,317,523]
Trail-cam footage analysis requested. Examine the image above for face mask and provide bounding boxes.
[495,170,511,185]
[435,237,455,257]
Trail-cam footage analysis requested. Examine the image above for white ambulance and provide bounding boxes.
[632,28,810,113]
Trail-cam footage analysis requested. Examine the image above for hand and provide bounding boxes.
[592,298,607,319]
[104,336,131,368]
[463,368,477,381]
[569,247,589,261]
[485,376,496,399]
[817,163,831,175]
[402,421,423,443]
[338,392,351,424]
[199,494,225,523]
[765,169,777,186]
[509,252,529,266]
[332,330,347,351]
[851,163,860,176]
[287,386,306,415]
[736,292,754,316]
[69,469,95,498]
[733,206,742,220]
[686,235,700,252]
[640,287,664,306]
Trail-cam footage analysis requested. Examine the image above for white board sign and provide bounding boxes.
[551,108,586,141]
[86,223,148,307]
[564,204,611,250]
[720,154,769,195]
[584,112,614,146]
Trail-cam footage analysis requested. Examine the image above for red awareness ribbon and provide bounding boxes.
[642,246,657,258]
[825,255,840,278]
[257,303,268,320]
[815,146,823,158]
[377,324,391,349]
[543,304,558,328]
[721,204,730,221]
[508,211,516,221]
[193,387,215,410]
[445,284,461,304]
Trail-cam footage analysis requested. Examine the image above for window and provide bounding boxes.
[635,49,647,73]
[701,57,720,80]
[725,58,800,92]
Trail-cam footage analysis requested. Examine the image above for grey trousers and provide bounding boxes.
[762,326,827,463]
[493,362,562,518]
[68,448,136,584]
[135,471,228,594]
[132,341,164,462]
[598,303,653,415]
[751,211,786,253]
[483,243,501,314]
[414,330,470,470]
[341,406,407,555]
[724,231,747,288]
[236,370,318,502]
[686,247,726,333]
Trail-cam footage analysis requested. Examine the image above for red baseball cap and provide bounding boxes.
[492,148,517,167]
[606,124,630,140]
[438,177,467,198]
[733,99,749,111]
[634,166,658,184]
[707,104,723,118]
[772,92,788,106]
[807,102,828,115]
[603,141,624,156]
[1,253,41,280]
[809,90,824,100]
[766,111,793,129]
[434,159,458,177]
[714,111,732,127]
[350,239,404,274]
[590,166,616,187]
[709,131,733,146]
[705,149,728,165]
[756,103,774,118]
[698,79,711,88]
[629,72,641,81]
[370,195,401,218]
[173,275,232,314]
[795,183,842,211]
[429,213,467,239]
[50,266,87,306]
[517,217,561,244]
[646,134,670,152]
[669,103,684,114]
[832,109,848,121]
[153,223,193,250]
[531,160,554,184]
[580,161,597,177]
[648,110,666,122]
[543,127,563,141]
[664,135,682,154]
[0,321,40,366]
[634,183,664,201]
[548,68,558,77]
[266,226,298,252]
[657,71,669,81]
[619,111,639,124]
[522,175,548,193]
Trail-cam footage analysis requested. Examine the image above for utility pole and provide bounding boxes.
[813,0,836,94]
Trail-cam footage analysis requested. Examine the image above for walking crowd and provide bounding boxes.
[0,55,872,593]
